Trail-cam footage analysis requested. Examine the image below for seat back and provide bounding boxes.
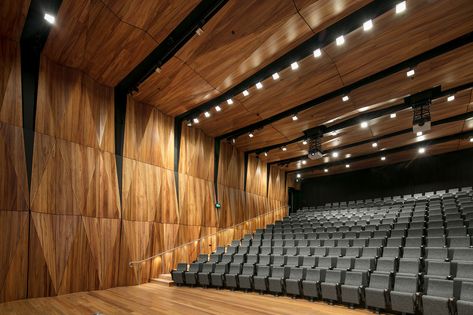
[452,248,473,261]
[201,263,215,273]
[289,267,306,280]
[241,264,255,275]
[259,255,271,265]
[176,263,187,272]
[197,254,208,263]
[369,273,392,289]
[403,247,422,259]
[336,257,354,269]
[398,259,420,274]
[376,258,396,273]
[228,263,242,274]
[456,262,473,279]
[425,279,454,298]
[286,256,301,267]
[271,266,288,278]
[189,263,202,272]
[324,270,344,284]
[256,265,271,277]
[393,275,417,293]
[246,254,258,264]
[426,261,451,277]
[214,264,228,274]
[344,271,367,286]
[354,257,375,271]
[460,281,473,301]
[302,256,316,268]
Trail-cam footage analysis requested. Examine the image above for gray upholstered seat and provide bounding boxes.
[197,263,215,287]
[210,263,228,287]
[457,281,473,315]
[224,263,242,289]
[184,262,202,285]
[321,270,345,302]
[302,269,325,299]
[365,273,393,310]
[171,263,187,285]
[237,264,255,290]
[340,271,368,305]
[267,266,290,294]
[253,265,271,292]
[422,279,456,315]
[390,275,419,314]
[285,267,306,296]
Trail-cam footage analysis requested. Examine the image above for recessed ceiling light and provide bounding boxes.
[215,105,221,112]
[336,35,345,46]
[418,147,426,154]
[248,132,254,138]
[302,160,307,165]
[302,140,308,145]
[195,27,204,36]
[390,113,397,118]
[470,137,473,143]
[358,106,369,112]
[256,82,263,89]
[242,90,249,96]
[361,121,369,128]
[227,99,233,105]
[264,152,268,156]
[272,73,280,80]
[447,95,455,102]
[332,152,339,158]
[292,115,298,121]
[204,111,211,118]
[381,156,386,161]
[281,146,287,151]
[297,173,301,178]
[345,153,351,158]
[187,121,192,127]
[345,164,350,168]
[417,135,425,141]
[406,69,415,77]
[155,67,162,73]
[396,1,407,14]
[313,48,322,58]
[372,142,378,148]
[324,168,329,173]
[363,19,373,31]
[416,131,423,136]
[342,95,350,102]
[232,138,236,144]
[291,62,299,70]
[44,13,56,24]
[193,118,199,124]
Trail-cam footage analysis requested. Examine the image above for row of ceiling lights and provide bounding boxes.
[187,1,409,127]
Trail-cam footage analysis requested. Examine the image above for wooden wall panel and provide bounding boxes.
[124,97,174,169]
[268,165,287,202]
[217,142,244,190]
[0,0,30,41]
[245,193,269,220]
[0,39,22,127]
[178,174,216,227]
[179,126,214,180]
[121,158,178,223]
[30,133,120,218]
[0,210,28,303]
[36,56,115,152]
[217,185,245,228]
[246,156,268,196]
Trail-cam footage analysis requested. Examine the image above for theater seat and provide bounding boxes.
[390,275,419,314]
[224,263,242,289]
[340,271,368,306]
[285,268,306,296]
[422,279,456,315]
[253,265,271,292]
[267,266,290,294]
[321,270,345,302]
[171,263,187,285]
[302,269,325,299]
[457,282,473,315]
[210,263,228,287]
[365,273,392,311]
[238,265,255,290]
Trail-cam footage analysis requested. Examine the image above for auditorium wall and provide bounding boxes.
[0,44,287,301]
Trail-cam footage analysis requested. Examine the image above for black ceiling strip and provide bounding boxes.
[178,0,398,122]
[274,110,473,166]
[287,129,473,174]
[116,0,229,93]
[249,81,473,155]
[217,32,473,141]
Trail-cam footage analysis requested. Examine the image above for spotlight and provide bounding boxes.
[272,73,280,80]
[193,118,199,124]
[396,1,407,14]
[232,138,236,144]
[313,48,322,58]
[296,173,301,178]
[372,142,378,148]
[417,135,425,141]
[292,115,298,121]
[360,121,368,128]
[291,62,299,70]
[44,13,56,24]
[345,154,351,158]
[324,168,329,173]
[204,111,211,118]
[332,152,339,158]
[302,140,308,145]
[447,95,455,102]
[418,147,426,154]
[336,35,345,46]
[215,105,221,112]
[416,131,423,136]
[264,152,268,156]
[342,95,349,102]
[227,99,233,105]
[281,146,287,151]
[406,69,415,77]
[358,106,369,112]
[469,137,473,143]
[186,121,192,127]
[345,164,350,168]
[381,156,386,161]
[155,67,162,73]
[242,90,249,96]
[195,27,204,36]
[363,19,373,31]
[390,113,397,118]
[302,160,307,165]
[248,132,254,138]
[256,82,263,89]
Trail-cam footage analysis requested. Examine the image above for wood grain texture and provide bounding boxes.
[217,142,244,190]
[124,97,174,169]
[0,0,30,41]
[217,185,245,228]
[0,39,22,127]
[246,156,268,196]
[179,125,214,180]
[268,165,286,202]
[178,174,216,227]
[0,210,28,303]
[42,0,198,86]
[121,157,178,223]
[36,56,115,152]
[30,133,120,218]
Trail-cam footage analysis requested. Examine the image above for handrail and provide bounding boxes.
[128,205,288,273]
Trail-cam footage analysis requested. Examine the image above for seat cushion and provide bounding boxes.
[390,291,416,314]
[457,300,473,315]
[341,285,361,305]
[365,287,387,309]
[422,295,451,315]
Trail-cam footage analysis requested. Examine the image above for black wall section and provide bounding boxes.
[114,88,127,202]
[300,148,473,206]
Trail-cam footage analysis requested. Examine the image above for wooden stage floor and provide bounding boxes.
[0,283,382,314]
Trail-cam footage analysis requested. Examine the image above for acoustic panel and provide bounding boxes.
[0,39,22,127]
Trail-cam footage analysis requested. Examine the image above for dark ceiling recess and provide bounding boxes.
[287,129,473,174]
[274,110,473,166]
[218,32,473,141]
[116,0,229,94]
[249,82,473,156]
[177,0,399,123]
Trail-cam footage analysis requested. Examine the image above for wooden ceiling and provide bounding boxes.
[0,0,30,41]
